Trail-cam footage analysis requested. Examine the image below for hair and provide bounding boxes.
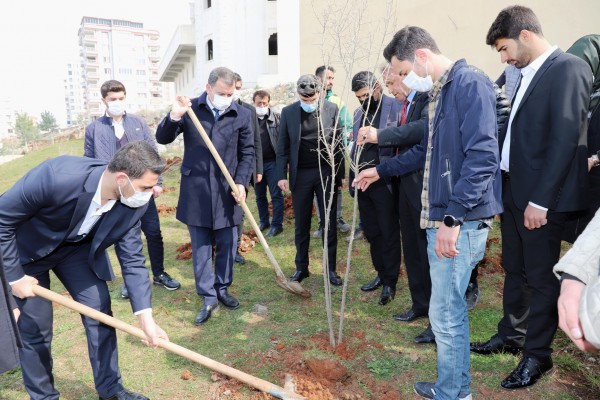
[486,5,543,46]
[100,80,126,98]
[351,71,378,92]
[383,26,441,63]
[207,67,236,87]
[107,141,166,178]
[233,72,242,83]
[315,65,335,78]
[253,89,271,102]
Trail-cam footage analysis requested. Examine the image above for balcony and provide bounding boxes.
[158,24,195,82]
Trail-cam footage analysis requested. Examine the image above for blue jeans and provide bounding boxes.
[427,221,489,400]
[255,160,284,229]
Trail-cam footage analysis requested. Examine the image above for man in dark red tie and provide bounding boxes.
[356,68,432,343]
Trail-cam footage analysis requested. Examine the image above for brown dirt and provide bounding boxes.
[479,237,504,275]
[174,230,257,261]
[156,203,176,216]
[163,156,182,174]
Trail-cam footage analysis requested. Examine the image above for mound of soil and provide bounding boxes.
[156,204,176,216]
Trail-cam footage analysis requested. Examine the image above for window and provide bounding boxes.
[205,0,211,8]
[268,33,278,55]
[136,70,146,76]
[207,39,213,61]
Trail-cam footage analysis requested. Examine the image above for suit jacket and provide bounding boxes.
[276,100,345,191]
[501,49,592,212]
[83,113,162,185]
[349,94,403,187]
[0,156,152,312]
[238,100,263,182]
[377,92,429,210]
[0,251,20,374]
[155,92,255,229]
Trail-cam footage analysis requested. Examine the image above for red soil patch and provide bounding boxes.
[156,203,176,216]
[163,156,182,174]
[176,242,192,260]
[239,230,258,255]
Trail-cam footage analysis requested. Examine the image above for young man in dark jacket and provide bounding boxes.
[354,26,502,400]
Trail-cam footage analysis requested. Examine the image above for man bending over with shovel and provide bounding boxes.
[0,141,169,400]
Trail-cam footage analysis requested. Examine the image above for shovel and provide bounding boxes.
[31,285,306,400]
[185,108,310,298]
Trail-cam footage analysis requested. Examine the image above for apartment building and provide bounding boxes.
[77,16,171,121]
[63,62,86,127]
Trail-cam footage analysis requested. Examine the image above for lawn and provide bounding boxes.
[0,139,598,399]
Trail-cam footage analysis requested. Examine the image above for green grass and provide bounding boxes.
[0,140,599,399]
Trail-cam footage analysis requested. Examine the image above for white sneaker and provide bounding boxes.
[580,275,600,349]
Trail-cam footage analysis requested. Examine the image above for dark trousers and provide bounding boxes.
[255,160,284,229]
[291,167,338,272]
[357,180,401,287]
[188,225,237,305]
[499,181,566,358]
[139,197,164,277]
[16,243,122,399]
[397,181,431,313]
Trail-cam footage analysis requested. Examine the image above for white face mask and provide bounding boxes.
[232,89,241,102]
[255,106,268,117]
[119,175,152,208]
[211,93,233,111]
[107,100,126,116]
[403,56,434,92]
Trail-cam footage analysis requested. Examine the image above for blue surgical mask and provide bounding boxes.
[300,101,318,113]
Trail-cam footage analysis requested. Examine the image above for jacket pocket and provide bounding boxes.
[181,165,192,176]
[442,158,453,195]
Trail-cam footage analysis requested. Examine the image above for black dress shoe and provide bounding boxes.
[414,325,435,344]
[329,271,343,286]
[378,286,395,305]
[194,303,219,325]
[393,308,427,322]
[259,222,270,231]
[234,252,246,264]
[360,276,382,292]
[217,292,240,309]
[100,388,149,400]
[290,270,310,283]
[470,334,522,355]
[265,226,283,237]
[501,356,553,389]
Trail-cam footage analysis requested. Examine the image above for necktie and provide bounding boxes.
[213,108,220,121]
[400,100,409,126]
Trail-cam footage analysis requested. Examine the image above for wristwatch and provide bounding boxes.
[443,215,463,228]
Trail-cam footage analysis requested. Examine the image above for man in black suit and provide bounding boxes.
[349,70,402,306]
[277,74,345,286]
[357,70,433,343]
[471,5,592,390]
[0,141,169,400]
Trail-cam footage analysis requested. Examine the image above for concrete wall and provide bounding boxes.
[300,0,600,109]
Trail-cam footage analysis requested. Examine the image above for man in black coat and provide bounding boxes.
[277,74,345,286]
[156,66,254,325]
[0,141,169,400]
[472,5,592,390]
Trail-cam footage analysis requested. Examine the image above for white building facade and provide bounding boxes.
[159,0,301,96]
[78,17,172,121]
[63,62,86,127]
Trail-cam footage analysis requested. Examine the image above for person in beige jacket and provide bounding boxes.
[554,208,600,352]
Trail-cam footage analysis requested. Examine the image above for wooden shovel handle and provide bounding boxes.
[31,285,305,400]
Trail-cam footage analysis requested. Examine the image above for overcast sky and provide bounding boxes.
[0,0,193,126]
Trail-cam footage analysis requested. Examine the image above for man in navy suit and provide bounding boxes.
[156,67,254,325]
[0,141,169,400]
[349,71,402,306]
[276,74,345,286]
[471,5,592,390]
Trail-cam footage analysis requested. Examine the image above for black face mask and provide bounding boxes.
[360,96,380,113]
